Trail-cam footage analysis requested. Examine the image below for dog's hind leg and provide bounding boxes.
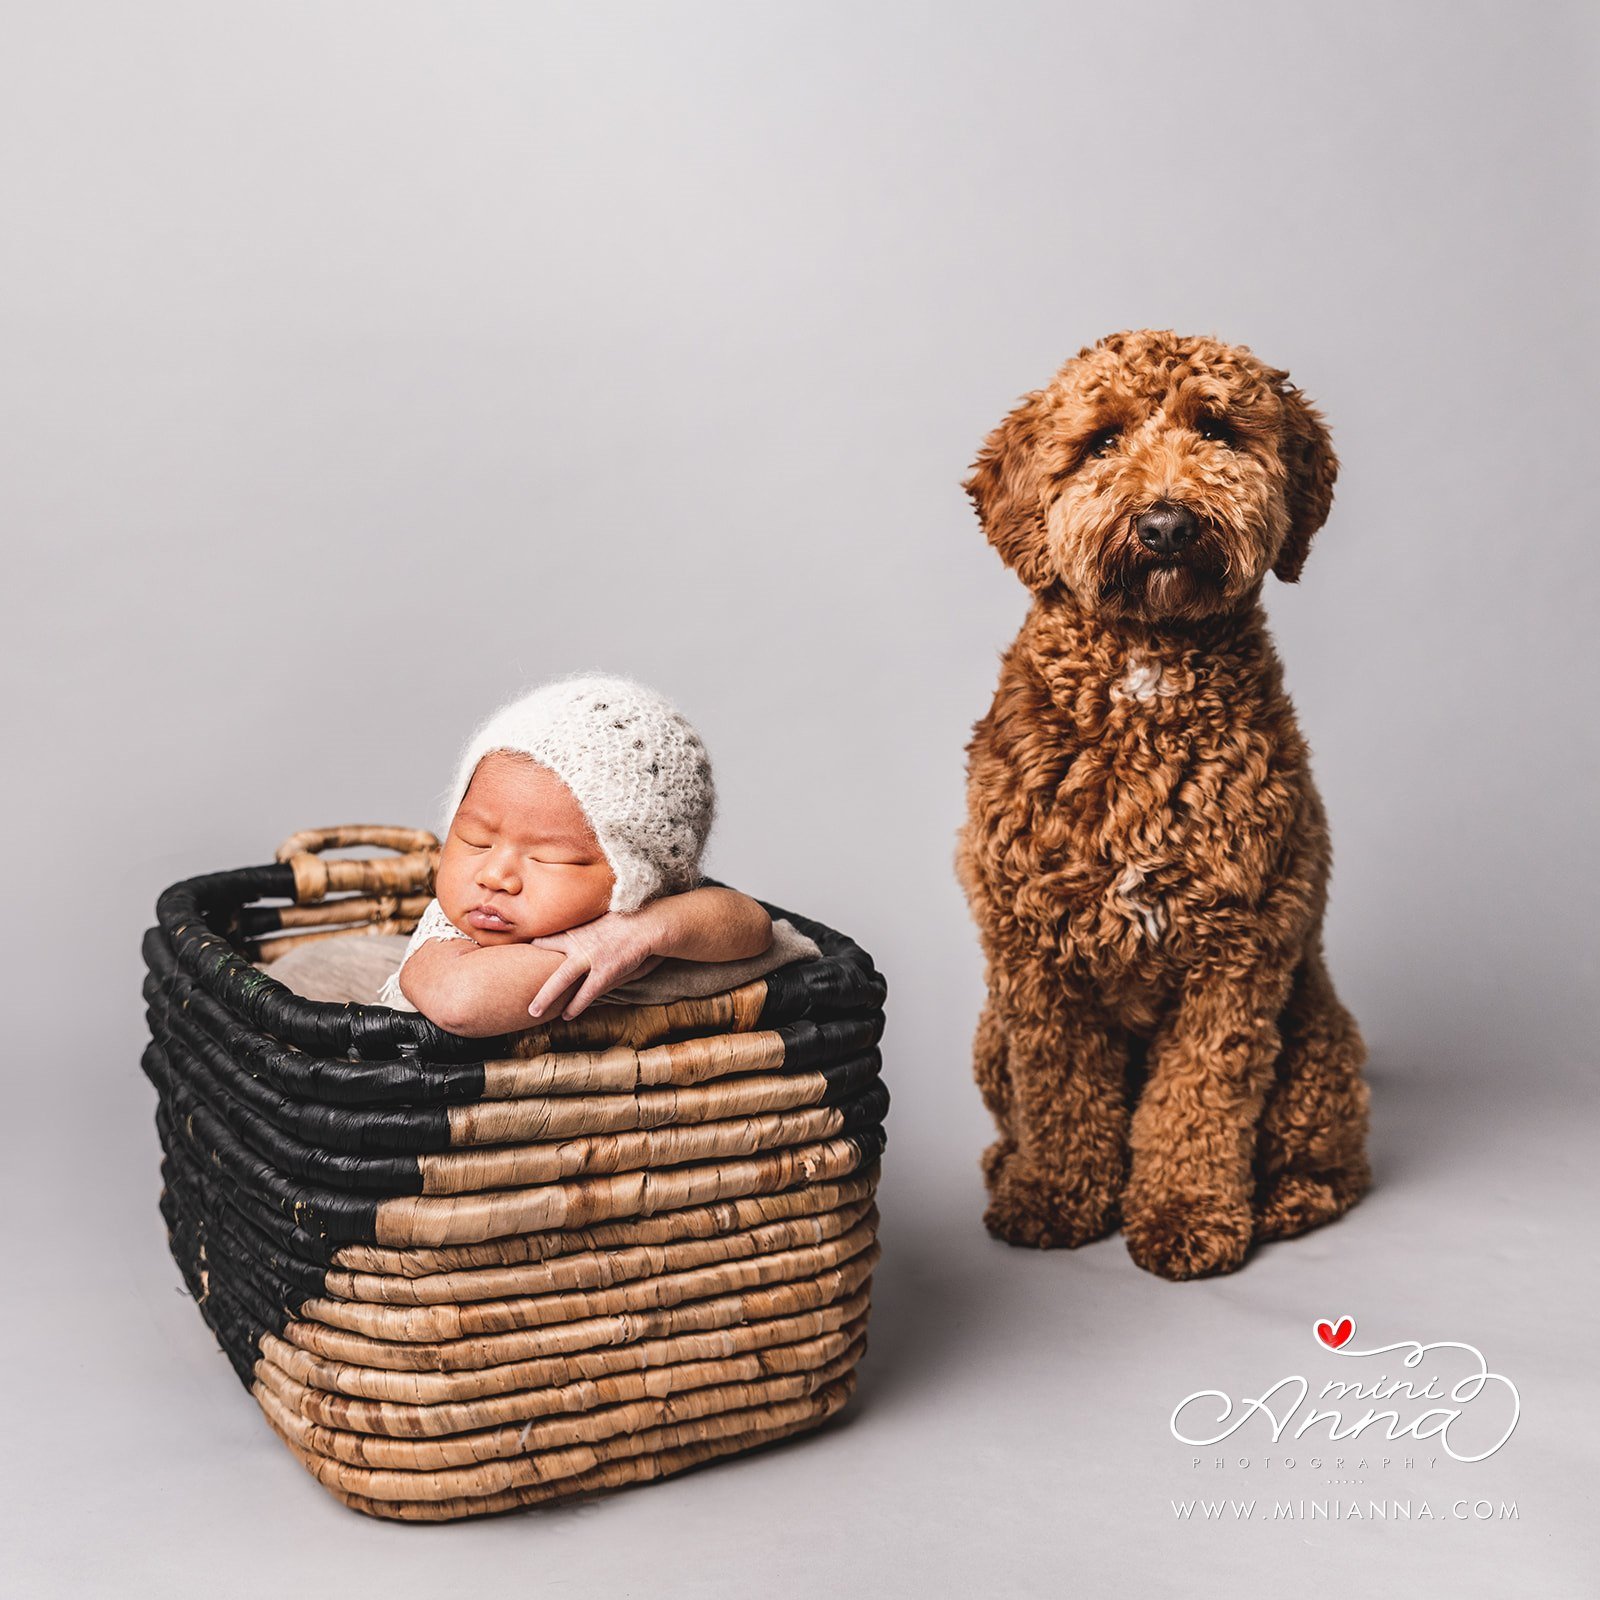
[1254,939,1371,1242]
[981,995,1128,1249]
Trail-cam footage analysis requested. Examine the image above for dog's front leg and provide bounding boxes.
[982,994,1128,1249]
[1122,954,1297,1280]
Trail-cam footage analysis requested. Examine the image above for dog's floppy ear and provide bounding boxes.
[1271,373,1339,583]
[964,388,1057,591]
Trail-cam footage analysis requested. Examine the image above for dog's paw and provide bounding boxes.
[1255,1162,1370,1242]
[1123,1196,1253,1280]
[982,1150,1120,1249]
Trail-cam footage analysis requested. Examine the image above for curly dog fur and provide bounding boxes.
[956,328,1370,1280]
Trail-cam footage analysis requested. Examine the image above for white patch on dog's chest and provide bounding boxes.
[1110,652,1177,704]
[1113,863,1166,942]
[1099,653,1183,943]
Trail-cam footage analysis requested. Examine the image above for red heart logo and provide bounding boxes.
[1316,1315,1355,1349]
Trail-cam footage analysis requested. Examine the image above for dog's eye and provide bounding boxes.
[1196,413,1236,447]
[1084,426,1121,460]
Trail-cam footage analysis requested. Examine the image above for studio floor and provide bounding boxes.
[10,1034,1593,1598]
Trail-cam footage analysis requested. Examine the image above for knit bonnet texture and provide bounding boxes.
[440,674,716,914]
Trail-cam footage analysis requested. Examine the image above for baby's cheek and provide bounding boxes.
[549,868,611,930]
[518,865,605,934]
[571,867,615,922]
[432,857,464,918]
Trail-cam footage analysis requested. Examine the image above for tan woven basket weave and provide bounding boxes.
[141,826,888,1520]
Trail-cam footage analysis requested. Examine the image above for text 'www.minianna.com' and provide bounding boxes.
[1171,1498,1519,1522]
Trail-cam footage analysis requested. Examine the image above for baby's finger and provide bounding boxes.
[561,970,617,1021]
[529,958,586,1018]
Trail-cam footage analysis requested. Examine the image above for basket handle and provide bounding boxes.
[274,825,440,903]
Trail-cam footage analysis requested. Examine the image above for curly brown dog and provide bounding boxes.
[956,328,1370,1281]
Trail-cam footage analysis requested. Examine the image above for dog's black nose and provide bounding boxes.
[1136,503,1198,557]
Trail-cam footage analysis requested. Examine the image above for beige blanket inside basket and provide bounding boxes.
[259,918,821,1010]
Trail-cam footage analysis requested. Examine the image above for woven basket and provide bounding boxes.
[141,826,888,1521]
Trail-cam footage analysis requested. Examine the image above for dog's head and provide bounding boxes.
[965,330,1338,622]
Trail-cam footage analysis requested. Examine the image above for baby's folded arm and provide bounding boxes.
[397,889,771,1034]
[646,886,773,964]
[398,937,570,1038]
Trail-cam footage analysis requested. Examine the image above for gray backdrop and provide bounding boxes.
[5,3,1596,1594]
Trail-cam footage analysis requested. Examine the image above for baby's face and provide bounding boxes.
[435,753,615,942]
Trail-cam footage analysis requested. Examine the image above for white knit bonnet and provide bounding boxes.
[439,674,716,913]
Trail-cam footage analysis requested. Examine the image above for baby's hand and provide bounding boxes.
[526,909,665,1021]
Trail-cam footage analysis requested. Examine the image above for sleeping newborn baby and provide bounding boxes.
[379,674,773,1037]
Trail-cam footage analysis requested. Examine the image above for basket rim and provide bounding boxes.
[151,863,886,1062]
[151,976,881,1150]
[144,943,885,1114]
